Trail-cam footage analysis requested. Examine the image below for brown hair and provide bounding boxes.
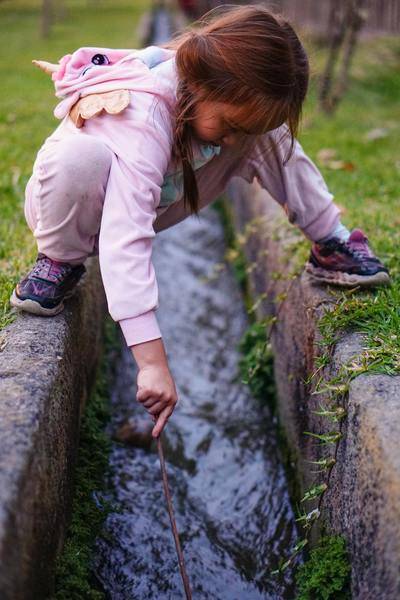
[165,4,309,214]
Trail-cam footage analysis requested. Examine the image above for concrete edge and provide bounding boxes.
[227,178,400,600]
[0,257,107,600]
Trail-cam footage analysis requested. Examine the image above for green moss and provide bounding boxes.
[212,198,249,301]
[237,319,276,410]
[296,535,351,600]
[52,317,120,600]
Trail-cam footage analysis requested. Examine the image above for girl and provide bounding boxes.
[10,5,389,438]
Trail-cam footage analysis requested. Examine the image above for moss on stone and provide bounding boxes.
[295,535,351,600]
[237,319,276,410]
[212,198,250,302]
[52,317,120,600]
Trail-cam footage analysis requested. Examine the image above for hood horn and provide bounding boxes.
[32,59,59,75]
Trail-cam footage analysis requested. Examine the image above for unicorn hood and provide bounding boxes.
[52,45,177,119]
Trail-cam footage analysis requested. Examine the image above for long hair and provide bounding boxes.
[165,4,309,214]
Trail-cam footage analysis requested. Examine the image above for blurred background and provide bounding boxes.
[0,0,399,326]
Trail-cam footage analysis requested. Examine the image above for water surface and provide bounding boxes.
[93,207,296,599]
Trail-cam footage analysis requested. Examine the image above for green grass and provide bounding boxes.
[0,0,149,330]
[297,35,400,374]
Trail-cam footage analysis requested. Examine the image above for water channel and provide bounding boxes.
[92,206,298,599]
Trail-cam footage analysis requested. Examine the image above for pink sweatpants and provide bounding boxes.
[24,130,339,266]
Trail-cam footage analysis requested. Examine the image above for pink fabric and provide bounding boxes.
[25,46,341,347]
[52,46,176,119]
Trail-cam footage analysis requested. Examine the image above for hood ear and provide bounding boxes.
[32,59,59,75]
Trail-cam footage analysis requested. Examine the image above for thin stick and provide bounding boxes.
[157,434,193,600]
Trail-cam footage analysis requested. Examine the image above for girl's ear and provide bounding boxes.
[32,59,59,76]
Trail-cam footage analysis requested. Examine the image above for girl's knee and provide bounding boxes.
[34,135,113,208]
[54,135,113,185]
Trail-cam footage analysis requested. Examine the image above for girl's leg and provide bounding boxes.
[240,130,389,286]
[11,135,114,316]
[25,134,113,264]
[239,129,341,241]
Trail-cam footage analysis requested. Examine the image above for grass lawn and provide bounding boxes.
[0,0,149,330]
[298,34,400,373]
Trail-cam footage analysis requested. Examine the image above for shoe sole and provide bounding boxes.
[9,287,77,317]
[305,262,391,288]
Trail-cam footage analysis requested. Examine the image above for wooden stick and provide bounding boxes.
[157,434,193,600]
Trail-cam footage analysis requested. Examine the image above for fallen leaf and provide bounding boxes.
[317,148,337,164]
[364,127,389,141]
[326,160,356,171]
[341,161,356,172]
[334,203,347,215]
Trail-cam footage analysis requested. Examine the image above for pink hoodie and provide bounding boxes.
[45,46,223,346]
[40,45,339,347]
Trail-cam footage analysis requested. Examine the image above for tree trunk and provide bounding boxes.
[330,0,367,110]
[41,0,53,38]
[319,0,346,112]
[319,0,367,114]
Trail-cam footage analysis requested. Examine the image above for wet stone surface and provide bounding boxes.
[92,208,297,599]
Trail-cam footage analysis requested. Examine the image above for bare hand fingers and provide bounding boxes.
[141,396,160,408]
[147,401,165,415]
[152,406,173,438]
[136,388,155,404]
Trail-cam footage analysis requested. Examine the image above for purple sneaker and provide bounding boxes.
[305,229,390,288]
[10,252,86,316]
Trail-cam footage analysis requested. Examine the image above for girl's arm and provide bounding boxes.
[88,92,176,437]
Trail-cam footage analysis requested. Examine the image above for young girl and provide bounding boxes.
[11,5,389,438]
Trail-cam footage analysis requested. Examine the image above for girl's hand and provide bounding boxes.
[136,364,178,438]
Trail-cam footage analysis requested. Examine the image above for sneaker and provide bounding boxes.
[305,229,390,288]
[10,252,86,316]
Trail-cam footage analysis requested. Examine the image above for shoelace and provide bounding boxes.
[328,237,372,261]
[32,256,72,281]
[345,237,380,263]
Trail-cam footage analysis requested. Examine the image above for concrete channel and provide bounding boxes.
[0,259,107,599]
[91,206,297,599]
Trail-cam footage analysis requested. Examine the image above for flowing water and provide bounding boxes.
[92,207,297,599]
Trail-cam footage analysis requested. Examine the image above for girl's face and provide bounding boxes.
[192,100,253,147]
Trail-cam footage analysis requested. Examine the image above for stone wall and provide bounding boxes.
[0,258,107,600]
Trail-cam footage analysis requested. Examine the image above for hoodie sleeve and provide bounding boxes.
[81,89,173,347]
